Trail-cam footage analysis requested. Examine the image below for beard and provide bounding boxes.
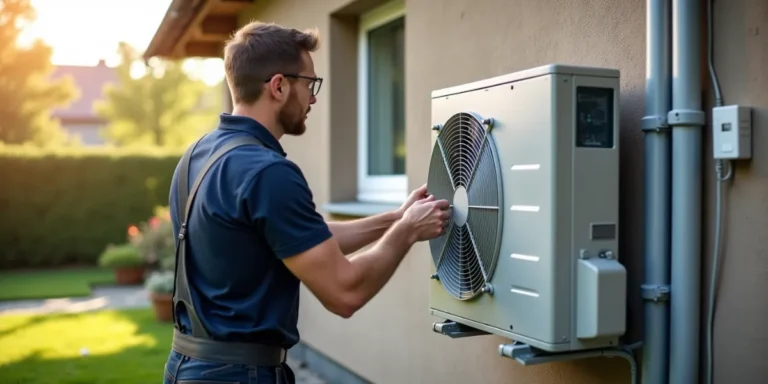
[279,93,309,136]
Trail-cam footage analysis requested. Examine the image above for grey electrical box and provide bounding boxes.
[712,105,752,160]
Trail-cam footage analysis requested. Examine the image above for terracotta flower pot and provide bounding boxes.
[114,266,146,285]
[150,292,173,322]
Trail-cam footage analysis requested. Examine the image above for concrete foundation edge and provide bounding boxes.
[289,341,373,384]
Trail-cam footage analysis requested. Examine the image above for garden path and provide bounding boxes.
[0,285,149,315]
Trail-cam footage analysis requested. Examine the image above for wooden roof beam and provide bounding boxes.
[184,41,225,58]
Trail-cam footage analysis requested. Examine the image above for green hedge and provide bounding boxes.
[0,144,183,269]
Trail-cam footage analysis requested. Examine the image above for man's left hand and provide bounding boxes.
[396,184,429,219]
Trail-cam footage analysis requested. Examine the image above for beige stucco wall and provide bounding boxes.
[237,0,768,383]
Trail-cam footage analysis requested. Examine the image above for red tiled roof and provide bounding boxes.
[50,60,117,122]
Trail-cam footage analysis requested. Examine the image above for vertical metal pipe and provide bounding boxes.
[669,0,706,382]
[640,1,672,383]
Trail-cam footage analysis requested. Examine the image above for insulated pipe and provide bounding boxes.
[669,0,706,382]
[640,1,672,383]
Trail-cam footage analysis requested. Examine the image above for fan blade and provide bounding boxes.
[465,223,488,281]
[441,113,484,187]
[430,219,454,268]
[467,138,501,208]
[427,138,455,201]
[436,225,486,300]
[437,224,466,299]
[459,225,485,298]
[466,207,500,281]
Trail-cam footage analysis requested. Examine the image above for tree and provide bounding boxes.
[0,0,78,145]
[95,42,220,148]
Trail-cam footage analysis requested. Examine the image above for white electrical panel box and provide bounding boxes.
[426,64,627,353]
[712,105,752,160]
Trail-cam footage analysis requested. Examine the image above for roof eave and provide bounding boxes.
[143,0,209,61]
[144,0,253,61]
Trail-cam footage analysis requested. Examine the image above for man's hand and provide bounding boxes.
[398,194,451,242]
[396,184,429,219]
[325,184,438,255]
[283,193,450,319]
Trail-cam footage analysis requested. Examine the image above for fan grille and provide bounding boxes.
[427,112,503,300]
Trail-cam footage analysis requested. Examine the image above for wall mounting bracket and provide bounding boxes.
[498,343,638,384]
[432,320,489,338]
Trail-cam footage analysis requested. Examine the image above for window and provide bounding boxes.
[357,1,406,203]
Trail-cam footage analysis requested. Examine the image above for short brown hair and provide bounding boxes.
[224,21,320,104]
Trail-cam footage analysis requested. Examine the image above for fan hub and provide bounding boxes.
[452,186,469,226]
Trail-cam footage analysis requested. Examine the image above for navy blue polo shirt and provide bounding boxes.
[168,113,332,349]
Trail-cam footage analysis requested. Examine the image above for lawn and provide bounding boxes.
[0,267,117,301]
[0,308,172,384]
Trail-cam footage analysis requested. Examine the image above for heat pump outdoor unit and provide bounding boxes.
[427,64,627,353]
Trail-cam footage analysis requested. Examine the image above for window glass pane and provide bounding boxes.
[366,16,405,176]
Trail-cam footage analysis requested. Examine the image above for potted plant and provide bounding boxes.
[145,270,175,322]
[98,243,146,285]
[129,207,175,268]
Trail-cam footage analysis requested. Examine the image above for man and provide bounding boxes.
[163,21,451,384]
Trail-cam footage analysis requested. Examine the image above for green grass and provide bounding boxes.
[0,308,172,384]
[0,268,117,301]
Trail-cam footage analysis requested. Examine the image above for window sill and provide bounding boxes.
[323,201,401,218]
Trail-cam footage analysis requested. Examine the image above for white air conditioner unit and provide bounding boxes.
[427,64,627,353]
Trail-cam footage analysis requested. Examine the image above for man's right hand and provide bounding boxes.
[399,195,451,242]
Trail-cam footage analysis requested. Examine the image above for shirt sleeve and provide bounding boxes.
[246,161,332,259]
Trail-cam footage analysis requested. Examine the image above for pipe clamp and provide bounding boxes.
[641,284,670,302]
[668,109,706,126]
[641,115,670,132]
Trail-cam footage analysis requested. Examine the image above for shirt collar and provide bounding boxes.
[217,113,286,157]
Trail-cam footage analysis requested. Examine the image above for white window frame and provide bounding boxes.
[357,0,407,204]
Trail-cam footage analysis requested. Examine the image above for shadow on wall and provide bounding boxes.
[616,85,645,347]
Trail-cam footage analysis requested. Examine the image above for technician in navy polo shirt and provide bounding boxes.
[162,21,451,384]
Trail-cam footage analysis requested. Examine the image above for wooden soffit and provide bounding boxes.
[144,0,253,60]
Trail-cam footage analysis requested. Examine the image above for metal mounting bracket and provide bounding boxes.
[641,284,670,302]
[498,343,638,384]
[499,343,635,367]
[668,109,706,126]
[432,320,489,339]
[640,115,670,132]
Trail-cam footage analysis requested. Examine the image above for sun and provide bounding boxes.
[16,0,224,85]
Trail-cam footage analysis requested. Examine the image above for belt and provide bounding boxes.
[172,329,287,366]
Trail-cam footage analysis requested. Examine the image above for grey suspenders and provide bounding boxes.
[170,134,287,366]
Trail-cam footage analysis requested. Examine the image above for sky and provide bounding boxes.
[17,0,224,85]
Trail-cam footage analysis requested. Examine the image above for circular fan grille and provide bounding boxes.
[427,112,503,300]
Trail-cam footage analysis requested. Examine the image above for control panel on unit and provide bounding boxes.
[576,86,614,149]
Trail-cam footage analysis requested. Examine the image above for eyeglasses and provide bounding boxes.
[264,74,323,97]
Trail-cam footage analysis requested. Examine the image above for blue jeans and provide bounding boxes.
[163,349,295,384]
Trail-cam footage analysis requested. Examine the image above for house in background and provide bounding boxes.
[143,0,767,383]
[50,60,116,146]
